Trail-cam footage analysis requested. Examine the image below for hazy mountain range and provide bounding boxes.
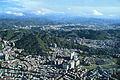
[0,13,120,28]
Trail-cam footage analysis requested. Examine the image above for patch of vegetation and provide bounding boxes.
[112,58,118,63]
[101,65,119,69]
[48,30,110,40]
[0,43,3,50]
[81,65,97,70]
[79,56,84,59]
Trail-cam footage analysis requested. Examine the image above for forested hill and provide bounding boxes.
[0,29,90,56]
[0,29,120,56]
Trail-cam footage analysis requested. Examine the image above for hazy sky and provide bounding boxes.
[1,0,120,18]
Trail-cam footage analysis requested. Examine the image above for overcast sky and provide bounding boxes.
[0,0,120,18]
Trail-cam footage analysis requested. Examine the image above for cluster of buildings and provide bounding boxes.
[70,38,114,49]
[14,24,106,31]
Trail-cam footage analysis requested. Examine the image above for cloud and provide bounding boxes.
[108,14,114,17]
[68,8,72,10]
[33,8,54,15]
[5,11,24,16]
[6,0,64,15]
[32,8,64,15]
[8,7,22,11]
[93,10,103,16]
[11,0,45,11]
[56,12,65,14]
[8,0,24,2]
[3,0,120,17]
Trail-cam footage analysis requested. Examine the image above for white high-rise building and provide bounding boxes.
[70,52,75,60]
[70,60,75,69]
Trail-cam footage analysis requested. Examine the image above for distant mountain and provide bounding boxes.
[0,17,62,29]
[0,13,120,28]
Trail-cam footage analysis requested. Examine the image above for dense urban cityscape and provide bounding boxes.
[0,22,120,80]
